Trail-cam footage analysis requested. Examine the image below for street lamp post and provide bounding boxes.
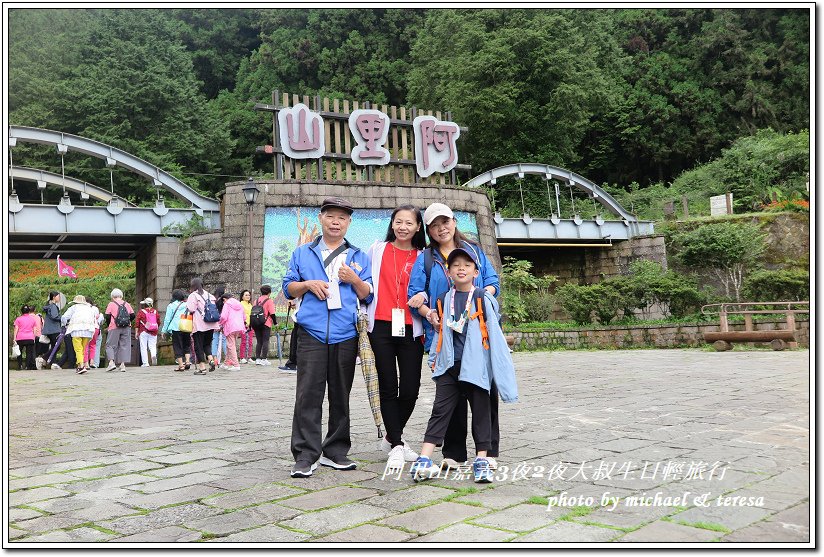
[242,177,260,290]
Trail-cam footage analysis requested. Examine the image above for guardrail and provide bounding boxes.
[700,301,810,351]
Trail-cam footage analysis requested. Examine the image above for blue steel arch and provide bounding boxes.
[9,126,219,212]
[463,163,636,222]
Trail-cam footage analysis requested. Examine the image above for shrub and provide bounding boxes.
[761,199,810,213]
[589,283,626,324]
[556,283,600,325]
[522,291,556,322]
[500,257,556,325]
[742,269,810,301]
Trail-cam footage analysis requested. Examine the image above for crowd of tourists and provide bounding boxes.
[12,199,519,484]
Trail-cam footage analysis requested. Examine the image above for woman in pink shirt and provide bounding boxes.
[13,305,41,370]
[104,288,135,372]
[186,277,220,375]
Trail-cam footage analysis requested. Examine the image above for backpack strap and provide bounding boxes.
[469,289,490,350]
[435,297,445,356]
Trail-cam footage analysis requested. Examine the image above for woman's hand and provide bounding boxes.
[408,293,426,308]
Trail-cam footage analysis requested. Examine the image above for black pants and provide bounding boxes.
[285,324,299,365]
[291,326,358,463]
[37,333,59,358]
[442,381,500,460]
[56,333,76,368]
[171,331,189,359]
[369,320,424,447]
[192,330,214,364]
[17,340,36,370]
[424,363,492,452]
[253,325,271,359]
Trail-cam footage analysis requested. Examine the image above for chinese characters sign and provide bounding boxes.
[277,103,460,177]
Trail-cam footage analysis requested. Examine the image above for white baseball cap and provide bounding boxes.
[423,203,454,226]
[140,297,154,306]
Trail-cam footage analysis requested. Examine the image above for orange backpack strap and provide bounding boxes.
[471,297,490,350]
[435,298,444,355]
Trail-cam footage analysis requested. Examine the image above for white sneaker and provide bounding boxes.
[260,359,272,366]
[378,436,392,453]
[401,442,419,462]
[141,363,150,367]
[119,363,127,372]
[51,363,62,370]
[106,362,116,372]
[386,445,406,471]
[229,365,241,371]
[239,358,247,364]
[254,359,262,365]
[35,357,45,370]
[486,457,498,471]
[219,363,229,370]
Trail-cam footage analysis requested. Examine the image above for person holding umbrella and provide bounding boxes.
[282,197,373,478]
[365,205,427,471]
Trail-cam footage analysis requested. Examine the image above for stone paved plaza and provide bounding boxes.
[6,349,810,545]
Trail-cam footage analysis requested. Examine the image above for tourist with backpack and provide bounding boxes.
[186,277,220,375]
[365,205,427,470]
[136,298,160,367]
[238,289,254,364]
[104,288,135,372]
[37,291,64,370]
[407,202,502,474]
[250,285,277,366]
[161,289,192,372]
[83,296,104,369]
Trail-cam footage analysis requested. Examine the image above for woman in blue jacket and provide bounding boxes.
[407,202,501,473]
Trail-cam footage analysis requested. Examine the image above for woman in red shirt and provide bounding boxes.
[365,205,427,470]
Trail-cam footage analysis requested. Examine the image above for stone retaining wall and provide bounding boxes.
[509,319,810,351]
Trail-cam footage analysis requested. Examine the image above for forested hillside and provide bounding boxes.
[9,8,809,215]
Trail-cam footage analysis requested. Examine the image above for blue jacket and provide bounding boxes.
[161,300,188,334]
[282,237,373,345]
[407,241,500,351]
[428,288,518,403]
[41,302,62,335]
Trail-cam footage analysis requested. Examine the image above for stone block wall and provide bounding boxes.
[176,179,501,299]
[135,236,181,309]
[510,319,810,351]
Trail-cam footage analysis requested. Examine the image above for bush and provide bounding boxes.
[500,257,556,325]
[556,283,599,325]
[522,291,556,322]
[589,283,625,324]
[742,269,810,301]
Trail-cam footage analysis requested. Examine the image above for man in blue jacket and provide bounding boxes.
[282,197,374,478]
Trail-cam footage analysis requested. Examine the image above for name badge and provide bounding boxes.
[391,308,406,337]
[326,280,342,310]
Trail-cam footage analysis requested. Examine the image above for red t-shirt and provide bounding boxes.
[375,243,417,325]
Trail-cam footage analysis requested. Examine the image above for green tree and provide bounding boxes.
[673,223,766,301]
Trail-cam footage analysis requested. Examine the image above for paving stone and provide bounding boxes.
[379,502,488,534]
[12,513,89,533]
[365,485,454,512]
[130,472,224,494]
[24,495,95,514]
[413,522,514,542]
[212,524,310,542]
[10,460,100,477]
[572,502,675,529]
[8,507,45,522]
[315,524,414,542]
[203,484,304,510]
[470,503,556,532]
[111,525,203,542]
[721,503,810,543]
[669,501,772,531]
[9,527,28,540]
[185,503,300,535]
[280,486,378,511]
[512,520,619,542]
[277,469,377,490]
[15,527,118,543]
[148,458,234,478]
[281,503,394,536]
[126,485,227,509]
[596,438,656,453]
[9,473,80,491]
[67,460,165,479]
[61,474,158,493]
[9,487,73,506]
[100,503,224,535]
[617,520,720,542]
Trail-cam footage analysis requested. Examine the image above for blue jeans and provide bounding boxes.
[211,331,227,361]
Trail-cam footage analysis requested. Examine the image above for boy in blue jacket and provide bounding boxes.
[409,247,518,483]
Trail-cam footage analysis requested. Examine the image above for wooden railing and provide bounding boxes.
[700,301,810,351]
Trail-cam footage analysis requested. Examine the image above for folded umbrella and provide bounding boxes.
[356,312,383,438]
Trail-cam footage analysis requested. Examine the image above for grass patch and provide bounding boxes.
[677,520,732,534]
[526,496,549,506]
[69,523,120,535]
[558,505,596,521]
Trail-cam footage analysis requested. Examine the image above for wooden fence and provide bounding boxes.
[255,91,470,185]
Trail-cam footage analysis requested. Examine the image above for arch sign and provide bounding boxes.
[277,103,460,177]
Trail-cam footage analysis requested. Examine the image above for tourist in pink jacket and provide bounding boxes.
[219,292,246,371]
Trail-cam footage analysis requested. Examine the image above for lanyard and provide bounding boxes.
[446,288,475,334]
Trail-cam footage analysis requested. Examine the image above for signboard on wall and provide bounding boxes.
[710,193,733,216]
[261,206,479,315]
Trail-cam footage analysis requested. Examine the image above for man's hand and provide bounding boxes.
[338,262,360,285]
[305,280,330,300]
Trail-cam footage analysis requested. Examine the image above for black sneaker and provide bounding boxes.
[319,455,357,471]
[290,460,319,478]
[278,362,297,371]
[209,360,216,372]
